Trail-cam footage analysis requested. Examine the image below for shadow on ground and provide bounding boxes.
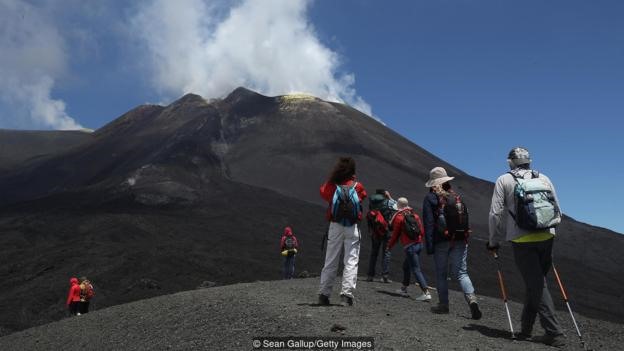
[376,289,413,299]
[463,323,514,340]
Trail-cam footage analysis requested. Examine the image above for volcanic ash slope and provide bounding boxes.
[1,277,622,351]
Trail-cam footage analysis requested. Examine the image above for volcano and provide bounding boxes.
[0,87,622,335]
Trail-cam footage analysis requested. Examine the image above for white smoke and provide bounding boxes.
[0,0,82,130]
[130,0,373,115]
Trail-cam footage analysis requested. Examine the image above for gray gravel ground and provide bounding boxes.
[1,277,621,351]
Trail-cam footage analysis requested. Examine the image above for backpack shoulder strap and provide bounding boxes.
[448,189,461,202]
[454,193,462,206]
[389,209,402,225]
[337,183,348,199]
[509,169,539,181]
[338,182,357,192]
[436,193,445,204]
[507,171,521,183]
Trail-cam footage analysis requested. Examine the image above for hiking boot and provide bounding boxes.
[318,294,330,306]
[430,303,449,314]
[415,292,432,302]
[395,287,409,297]
[466,294,482,320]
[339,294,354,307]
[469,302,482,320]
[516,327,532,341]
[381,275,392,283]
[515,332,531,341]
[532,334,566,348]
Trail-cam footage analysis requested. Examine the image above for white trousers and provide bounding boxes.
[318,221,361,298]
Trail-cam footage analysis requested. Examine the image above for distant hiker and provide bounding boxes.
[423,167,481,319]
[318,157,367,307]
[79,277,95,314]
[66,277,81,316]
[386,197,431,301]
[280,226,299,280]
[487,147,565,347]
[366,189,397,283]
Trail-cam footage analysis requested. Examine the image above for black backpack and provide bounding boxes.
[369,193,385,211]
[435,191,470,240]
[402,209,422,241]
[380,199,397,223]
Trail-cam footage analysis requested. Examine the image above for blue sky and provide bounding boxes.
[1,0,622,234]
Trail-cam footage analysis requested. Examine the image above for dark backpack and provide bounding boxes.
[369,194,397,223]
[380,200,397,223]
[369,193,385,211]
[402,209,423,241]
[508,170,561,230]
[366,210,388,238]
[80,281,95,301]
[331,183,360,226]
[284,236,296,250]
[435,191,470,240]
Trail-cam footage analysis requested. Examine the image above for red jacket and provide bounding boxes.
[66,277,81,306]
[387,207,425,250]
[319,177,367,222]
[280,227,299,251]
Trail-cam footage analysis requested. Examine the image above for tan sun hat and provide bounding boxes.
[425,167,455,188]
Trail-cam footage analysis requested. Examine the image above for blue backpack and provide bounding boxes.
[331,182,361,226]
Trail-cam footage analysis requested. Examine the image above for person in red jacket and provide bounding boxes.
[318,157,367,307]
[66,277,81,316]
[387,197,431,301]
[280,226,299,279]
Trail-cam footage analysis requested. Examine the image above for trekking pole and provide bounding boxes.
[493,252,516,339]
[552,264,588,350]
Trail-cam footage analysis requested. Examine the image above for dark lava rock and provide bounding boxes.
[197,281,218,289]
[128,278,161,291]
[330,323,347,333]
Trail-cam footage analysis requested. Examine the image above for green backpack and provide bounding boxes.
[509,171,561,230]
[369,194,396,222]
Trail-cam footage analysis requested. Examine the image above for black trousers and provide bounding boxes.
[367,234,390,277]
[79,300,90,314]
[512,238,563,336]
[68,301,79,316]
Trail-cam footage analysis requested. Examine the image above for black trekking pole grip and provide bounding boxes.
[492,252,505,298]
